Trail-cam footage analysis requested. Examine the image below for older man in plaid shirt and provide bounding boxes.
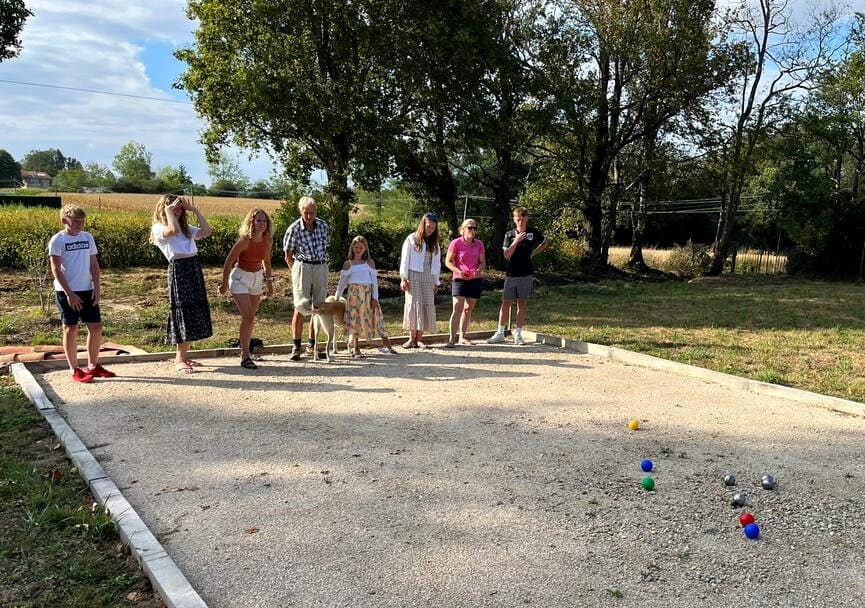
[283,196,331,360]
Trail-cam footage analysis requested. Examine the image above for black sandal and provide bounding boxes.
[240,356,258,370]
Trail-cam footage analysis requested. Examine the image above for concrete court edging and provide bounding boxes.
[8,330,863,607]
[9,362,208,608]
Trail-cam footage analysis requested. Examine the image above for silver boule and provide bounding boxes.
[761,475,776,490]
[723,474,736,487]
[730,493,747,507]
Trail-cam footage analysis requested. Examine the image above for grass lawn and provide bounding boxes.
[0,377,161,607]
[1,269,863,604]
[3,270,863,403]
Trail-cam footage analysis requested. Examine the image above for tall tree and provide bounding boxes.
[156,164,195,192]
[112,141,154,185]
[177,0,398,262]
[0,149,20,184]
[0,0,31,62]
[82,162,116,189]
[458,0,553,268]
[21,148,79,175]
[705,0,845,275]
[545,0,734,269]
[388,0,497,236]
[206,150,249,193]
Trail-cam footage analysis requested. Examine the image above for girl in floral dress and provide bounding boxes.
[335,235,380,358]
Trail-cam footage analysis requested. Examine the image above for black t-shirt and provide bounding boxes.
[503,227,545,277]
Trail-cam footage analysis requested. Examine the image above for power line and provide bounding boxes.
[0,79,193,105]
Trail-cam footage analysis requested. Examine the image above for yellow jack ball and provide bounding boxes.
[628,419,640,431]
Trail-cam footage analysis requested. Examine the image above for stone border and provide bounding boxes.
[9,362,208,608]
[9,330,863,607]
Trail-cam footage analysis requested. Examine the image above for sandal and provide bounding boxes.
[402,340,417,349]
[183,359,203,367]
[240,356,258,370]
[444,342,456,349]
[458,338,475,345]
[175,362,194,374]
[416,342,428,349]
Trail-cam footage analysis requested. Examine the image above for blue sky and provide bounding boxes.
[0,0,277,185]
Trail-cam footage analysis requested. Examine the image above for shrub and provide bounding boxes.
[348,219,414,271]
[0,205,251,269]
[536,238,585,272]
[662,240,712,276]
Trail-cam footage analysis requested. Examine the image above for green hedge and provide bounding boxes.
[0,205,416,271]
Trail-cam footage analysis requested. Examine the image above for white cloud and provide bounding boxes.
[0,1,277,185]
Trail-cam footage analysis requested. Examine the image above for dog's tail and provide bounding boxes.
[296,297,313,316]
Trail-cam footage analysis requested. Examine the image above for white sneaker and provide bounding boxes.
[514,334,526,346]
[378,347,396,355]
[486,332,505,344]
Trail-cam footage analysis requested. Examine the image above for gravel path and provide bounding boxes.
[39,343,865,608]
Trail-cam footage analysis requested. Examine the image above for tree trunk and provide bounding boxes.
[600,161,620,264]
[324,171,354,269]
[324,133,354,268]
[853,136,863,200]
[708,186,738,276]
[584,161,609,268]
[433,113,459,238]
[628,123,658,270]
[583,52,610,270]
[488,146,513,270]
[628,183,648,270]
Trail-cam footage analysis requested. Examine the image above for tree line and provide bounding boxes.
[176,0,864,276]
[0,144,289,198]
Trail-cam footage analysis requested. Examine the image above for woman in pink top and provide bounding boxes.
[444,219,486,348]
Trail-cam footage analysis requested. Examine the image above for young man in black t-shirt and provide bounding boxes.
[487,207,547,345]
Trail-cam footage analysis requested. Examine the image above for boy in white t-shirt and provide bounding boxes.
[48,205,115,383]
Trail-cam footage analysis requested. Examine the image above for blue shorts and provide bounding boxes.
[55,290,102,325]
[452,278,482,300]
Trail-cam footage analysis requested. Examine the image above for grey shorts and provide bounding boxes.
[502,275,534,300]
[291,261,328,310]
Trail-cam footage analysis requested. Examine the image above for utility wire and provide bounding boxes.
[0,79,193,105]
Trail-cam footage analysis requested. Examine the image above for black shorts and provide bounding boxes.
[55,290,101,325]
[452,278,482,300]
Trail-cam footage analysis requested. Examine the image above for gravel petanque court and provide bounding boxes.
[37,343,865,608]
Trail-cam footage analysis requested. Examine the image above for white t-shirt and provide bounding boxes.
[151,224,201,261]
[48,230,98,292]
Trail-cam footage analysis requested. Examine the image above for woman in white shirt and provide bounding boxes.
[399,213,441,348]
[149,194,213,373]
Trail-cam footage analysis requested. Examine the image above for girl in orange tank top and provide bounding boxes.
[219,209,274,369]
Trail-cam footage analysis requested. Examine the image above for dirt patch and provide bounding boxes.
[35,344,865,608]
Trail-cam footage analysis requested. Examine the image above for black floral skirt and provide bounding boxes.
[165,256,213,344]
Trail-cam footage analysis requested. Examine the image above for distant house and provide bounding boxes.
[21,171,52,188]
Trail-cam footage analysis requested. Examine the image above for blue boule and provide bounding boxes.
[744,523,760,539]
[641,459,653,472]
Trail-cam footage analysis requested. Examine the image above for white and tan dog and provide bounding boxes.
[298,296,346,361]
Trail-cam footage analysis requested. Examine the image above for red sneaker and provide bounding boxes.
[72,368,94,383]
[88,364,116,378]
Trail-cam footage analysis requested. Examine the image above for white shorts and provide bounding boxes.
[229,267,264,296]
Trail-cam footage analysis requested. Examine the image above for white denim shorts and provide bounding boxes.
[229,267,264,296]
